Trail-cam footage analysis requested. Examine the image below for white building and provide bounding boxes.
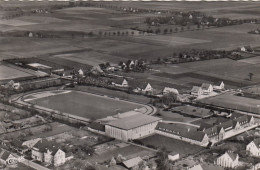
[213,81,225,91]
[112,79,128,87]
[105,113,161,141]
[168,151,180,161]
[201,83,213,94]
[191,86,203,97]
[214,152,239,169]
[246,138,260,157]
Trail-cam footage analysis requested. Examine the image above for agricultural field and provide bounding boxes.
[140,134,204,157]
[198,93,260,114]
[28,90,145,120]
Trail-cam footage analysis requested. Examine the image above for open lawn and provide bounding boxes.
[198,93,260,114]
[140,134,204,157]
[29,90,144,119]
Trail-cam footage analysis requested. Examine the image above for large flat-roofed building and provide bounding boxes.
[105,113,161,141]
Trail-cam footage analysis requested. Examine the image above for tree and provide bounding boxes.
[98,31,102,36]
[175,27,178,32]
[131,31,134,36]
[249,73,254,81]
[156,147,170,170]
[163,28,168,34]
[181,27,184,31]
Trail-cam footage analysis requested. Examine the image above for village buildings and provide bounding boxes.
[214,152,239,169]
[201,83,213,95]
[191,86,203,97]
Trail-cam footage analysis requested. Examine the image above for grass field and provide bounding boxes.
[198,93,260,114]
[140,134,204,157]
[0,64,35,81]
[29,90,144,119]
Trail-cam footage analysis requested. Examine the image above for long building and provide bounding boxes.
[104,113,161,141]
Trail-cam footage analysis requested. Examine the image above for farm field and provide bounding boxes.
[140,134,204,157]
[239,56,260,64]
[28,90,144,119]
[0,63,43,83]
[156,110,197,123]
[198,93,260,114]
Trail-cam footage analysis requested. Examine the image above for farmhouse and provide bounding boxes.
[214,152,239,169]
[105,113,161,141]
[201,83,213,95]
[191,86,203,97]
[163,87,179,95]
[130,81,153,94]
[155,122,209,147]
[246,138,260,157]
[31,139,72,167]
[111,78,128,87]
[240,46,254,53]
[213,81,225,91]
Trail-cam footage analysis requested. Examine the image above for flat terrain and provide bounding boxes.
[28,90,144,119]
[140,134,204,157]
[198,93,260,114]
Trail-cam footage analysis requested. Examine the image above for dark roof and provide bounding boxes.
[1,151,11,161]
[191,86,201,93]
[88,122,105,132]
[33,139,60,154]
[198,122,212,131]
[252,138,260,147]
[128,80,150,90]
[11,139,27,149]
[226,152,238,161]
[201,83,212,90]
[156,122,206,142]
[106,113,161,130]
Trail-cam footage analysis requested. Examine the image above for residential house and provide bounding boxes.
[163,87,179,95]
[111,78,128,88]
[201,83,213,95]
[246,138,260,157]
[0,149,16,165]
[130,81,153,94]
[105,113,161,141]
[241,46,254,53]
[122,156,143,169]
[187,164,203,170]
[155,122,209,147]
[168,151,180,161]
[78,69,84,76]
[10,139,28,154]
[213,81,225,91]
[31,139,71,167]
[214,152,239,169]
[191,86,203,97]
[22,138,42,149]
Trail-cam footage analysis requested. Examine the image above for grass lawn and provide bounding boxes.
[140,134,204,157]
[0,64,34,81]
[29,90,144,119]
[156,109,196,122]
[198,93,260,114]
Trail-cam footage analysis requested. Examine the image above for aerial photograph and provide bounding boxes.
[0,1,260,170]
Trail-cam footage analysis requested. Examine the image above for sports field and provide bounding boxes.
[28,91,144,119]
[198,93,260,114]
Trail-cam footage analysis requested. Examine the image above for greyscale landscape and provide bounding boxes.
[0,1,260,170]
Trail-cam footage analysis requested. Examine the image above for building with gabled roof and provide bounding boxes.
[31,139,71,167]
[214,151,239,168]
[122,156,142,169]
[213,81,225,91]
[187,164,204,170]
[105,113,161,141]
[201,83,213,95]
[155,122,209,147]
[0,149,16,165]
[111,78,128,88]
[246,138,260,157]
[191,86,203,97]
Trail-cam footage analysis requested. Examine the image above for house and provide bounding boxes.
[191,86,203,97]
[130,81,153,94]
[31,139,71,167]
[214,152,239,169]
[10,139,29,154]
[22,138,42,149]
[122,156,142,169]
[213,81,225,91]
[201,83,213,94]
[0,149,16,165]
[155,122,209,147]
[163,87,179,95]
[78,69,84,76]
[246,138,260,157]
[105,113,161,141]
[111,78,128,87]
[187,164,203,170]
[168,151,180,161]
[241,46,254,53]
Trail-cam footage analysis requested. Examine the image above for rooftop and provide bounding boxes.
[122,157,142,169]
[106,113,161,130]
